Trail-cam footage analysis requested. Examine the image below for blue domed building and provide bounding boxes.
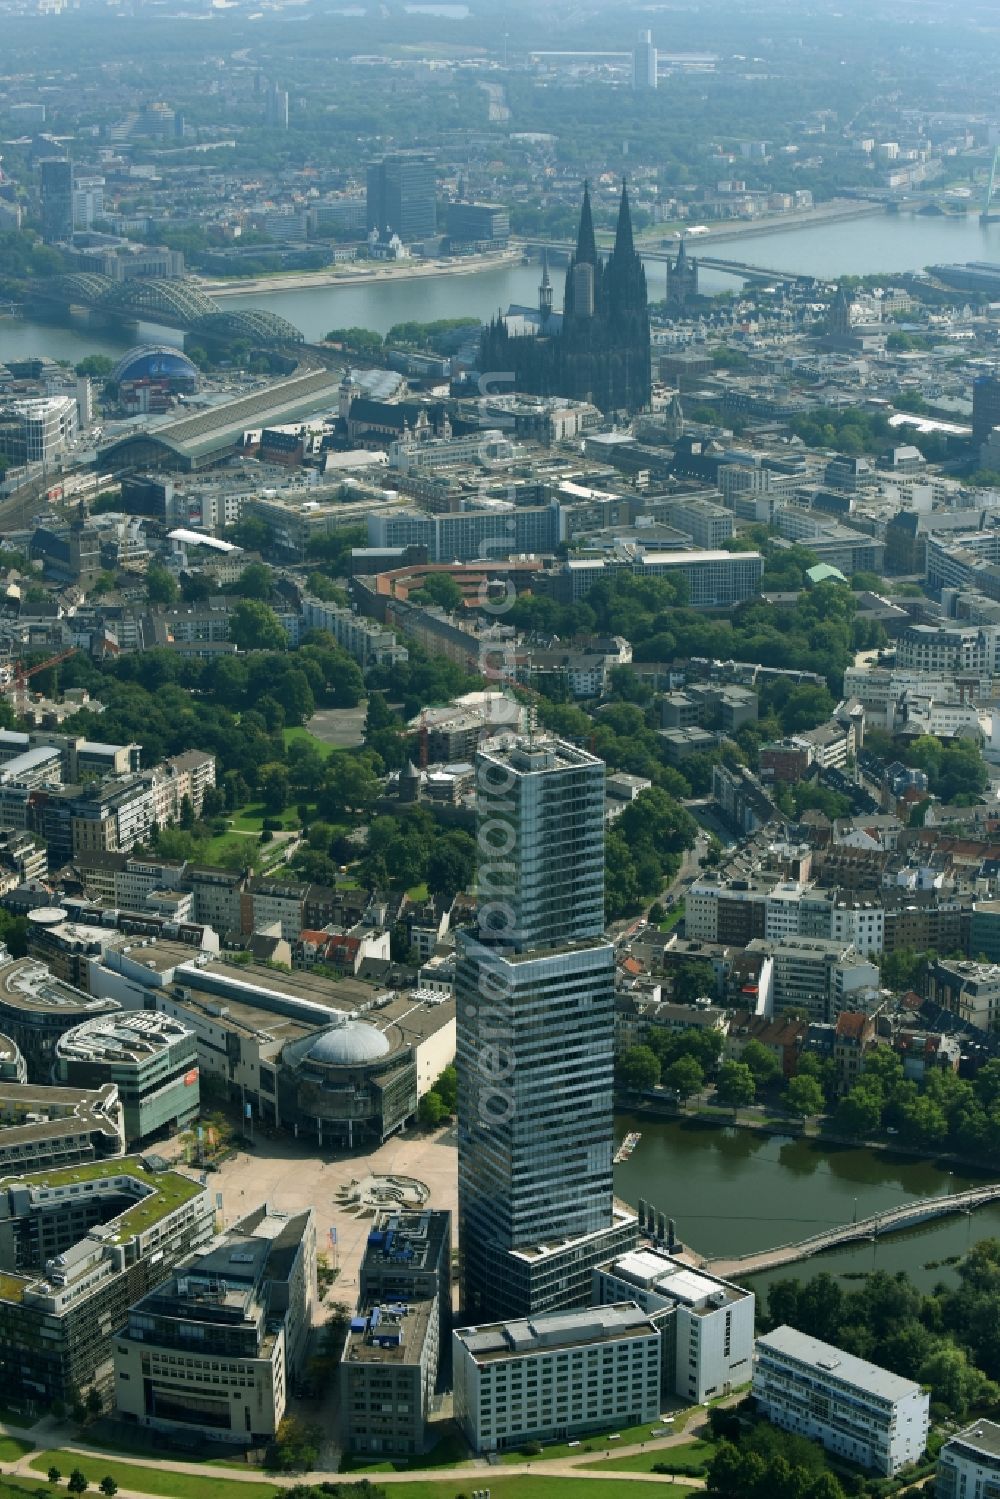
[111,345,200,393]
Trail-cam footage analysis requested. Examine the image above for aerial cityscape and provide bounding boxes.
[7,0,1000,1496]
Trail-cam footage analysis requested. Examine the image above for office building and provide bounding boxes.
[53,1011,199,1147]
[113,1205,315,1443]
[264,82,289,129]
[937,1419,1000,1499]
[0,955,119,1079]
[973,373,1000,449]
[926,958,1000,1032]
[594,1247,754,1404]
[897,623,1000,676]
[73,175,105,231]
[446,202,510,247]
[633,29,658,89]
[453,1304,661,1454]
[40,157,74,243]
[457,736,637,1322]
[0,1080,123,1175]
[747,936,880,1024]
[753,1325,930,1476]
[0,396,79,467]
[360,1208,452,1352]
[340,1293,440,1458]
[367,503,560,564]
[367,151,437,244]
[0,1157,215,1407]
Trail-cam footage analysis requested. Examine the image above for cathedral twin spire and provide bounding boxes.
[483,179,650,414]
[576,178,635,264]
[613,178,635,261]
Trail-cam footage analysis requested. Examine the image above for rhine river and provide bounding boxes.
[9,206,1000,363]
[613,1115,1000,1299]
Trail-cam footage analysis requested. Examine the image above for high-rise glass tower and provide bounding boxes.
[633,29,658,90]
[457,737,636,1322]
[366,151,437,244]
[40,158,74,244]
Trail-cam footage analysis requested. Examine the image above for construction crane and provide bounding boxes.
[3,648,77,708]
[982,146,1000,225]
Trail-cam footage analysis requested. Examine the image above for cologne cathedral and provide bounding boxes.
[479,181,652,416]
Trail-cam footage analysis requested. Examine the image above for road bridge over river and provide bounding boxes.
[704,1182,1000,1279]
[515,237,816,283]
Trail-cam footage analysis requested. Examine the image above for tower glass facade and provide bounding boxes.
[40,158,74,244]
[366,152,437,244]
[633,30,658,89]
[458,738,634,1322]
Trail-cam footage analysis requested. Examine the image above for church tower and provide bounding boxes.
[479,181,651,415]
[538,249,553,322]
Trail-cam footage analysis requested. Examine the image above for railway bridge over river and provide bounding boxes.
[704,1182,1000,1279]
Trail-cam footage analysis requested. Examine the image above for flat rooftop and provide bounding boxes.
[0,1080,120,1149]
[0,959,117,1017]
[758,1325,923,1403]
[947,1420,1000,1462]
[172,961,454,1048]
[458,1302,657,1362]
[55,1010,194,1065]
[608,1248,747,1307]
[343,1296,434,1366]
[364,1209,449,1276]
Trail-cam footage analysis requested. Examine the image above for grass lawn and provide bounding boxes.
[30,1452,277,1499]
[658,904,684,933]
[198,830,259,870]
[406,881,429,901]
[392,1480,699,1499]
[230,803,305,833]
[590,1438,718,1475]
[283,726,340,759]
[0,1438,32,1462]
[28,1454,696,1499]
[499,1420,678,1464]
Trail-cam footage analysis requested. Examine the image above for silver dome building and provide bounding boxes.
[280,1014,415,1149]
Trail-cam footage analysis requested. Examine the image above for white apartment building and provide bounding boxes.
[830,901,884,957]
[594,1248,754,1404]
[765,881,809,941]
[763,883,884,956]
[753,1325,930,1477]
[0,396,79,465]
[747,937,880,1024]
[685,877,770,943]
[937,1419,1000,1499]
[897,624,1000,676]
[453,1303,661,1454]
[843,666,988,734]
[300,596,407,669]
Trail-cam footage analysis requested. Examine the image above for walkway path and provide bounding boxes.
[1,1409,714,1492]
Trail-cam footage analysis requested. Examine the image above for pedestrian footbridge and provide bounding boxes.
[705,1182,1000,1278]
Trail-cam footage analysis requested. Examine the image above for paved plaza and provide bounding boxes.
[196,1123,458,1312]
